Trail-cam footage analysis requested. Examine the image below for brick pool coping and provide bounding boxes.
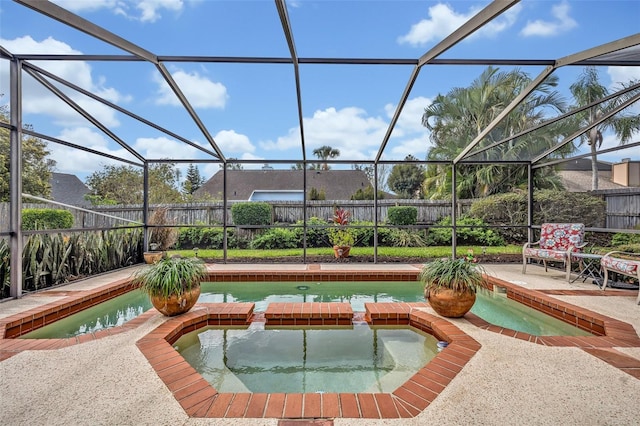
[136,301,481,419]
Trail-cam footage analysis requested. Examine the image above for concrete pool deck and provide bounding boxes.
[1,262,639,425]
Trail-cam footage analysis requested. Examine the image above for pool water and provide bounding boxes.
[198,280,425,312]
[20,289,152,339]
[174,325,438,393]
[473,289,591,336]
[20,281,591,338]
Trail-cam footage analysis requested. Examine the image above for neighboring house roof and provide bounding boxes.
[560,158,612,172]
[49,172,90,206]
[557,170,626,192]
[195,169,375,200]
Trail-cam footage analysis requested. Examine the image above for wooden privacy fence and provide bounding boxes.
[596,189,640,229]
[2,191,638,230]
[1,199,472,228]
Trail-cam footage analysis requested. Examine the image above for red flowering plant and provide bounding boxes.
[328,207,355,247]
[333,207,351,226]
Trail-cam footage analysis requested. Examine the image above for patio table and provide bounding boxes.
[570,252,603,286]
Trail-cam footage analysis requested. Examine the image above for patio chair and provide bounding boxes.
[600,251,640,305]
[522,223,586,281]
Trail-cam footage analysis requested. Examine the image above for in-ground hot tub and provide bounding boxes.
[135,301,481,420]
[173,324,439,393]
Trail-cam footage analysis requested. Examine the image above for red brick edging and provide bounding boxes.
[135,301,481,419]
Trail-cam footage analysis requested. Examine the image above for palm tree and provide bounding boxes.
[569,67,640,190]
[421,66,571,199]
[312,145,340,170]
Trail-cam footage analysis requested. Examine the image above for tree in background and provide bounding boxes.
[387,155,424,199]
[421,66,570,199]
[351,186,386,200]
[569,67,640,190]
[312,145,340,170]
[308,187,326,200]
[352,163,392,194]
[182,164,205,196]
[0,105,55,202]
[219,158,243,170]
[85,163,183,205]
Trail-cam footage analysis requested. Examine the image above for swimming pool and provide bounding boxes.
[174,325,439,393]
[20,289,152,339]
[20,280,591,338]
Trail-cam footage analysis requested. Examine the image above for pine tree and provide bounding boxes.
[183,164,205,195]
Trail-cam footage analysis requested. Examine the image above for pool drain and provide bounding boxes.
[296,285,310,291]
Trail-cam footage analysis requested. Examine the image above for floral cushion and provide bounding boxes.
[539,223,585,252]
[601,256,639,275]
[523,248,567,261]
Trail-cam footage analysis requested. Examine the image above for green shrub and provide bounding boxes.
[177,226,239,249]
[376,226,395,246]
[231,202,272,226]
[293,217,329,248]
[426,216,505,246]
[346,221,372,247]
[251,227,300,249]
[533,190,605,226]
[469,190,606,243]
[611,224,640,246]
[469,192,527,243]
[387,206,418,226]
[19,229,142,296]
[613,243,640,254]
[0,238,9,298]
[22,209,74,230]
[385,228,426,247]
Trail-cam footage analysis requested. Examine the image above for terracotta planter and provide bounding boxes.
[150,286,201,316]
[144,251,164,264]
[426,288,476,318]
[333,245,351,258]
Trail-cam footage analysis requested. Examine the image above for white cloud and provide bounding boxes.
[50,127,138,175]
[214,129,255,154]
[260,107,388,161]
[155,69,228,109]
[383,96,432,159]
[136,0,184,23]
[389,136,429,160]
[0,36,128,127]
[520,1,577,37]
[398,3,470,46]
[397,3,520,46]
[385,96,432,135]
[134,135,200,159]
[607,66,640,86]
[51,0,185,22]
[597,131,640,163]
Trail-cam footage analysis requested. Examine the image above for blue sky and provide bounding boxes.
[1,0,639,182]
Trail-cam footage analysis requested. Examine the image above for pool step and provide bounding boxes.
[264,302,353,326]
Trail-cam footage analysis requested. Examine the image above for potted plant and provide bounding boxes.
[144,207,179,263]
[418,257,486,318]
[131,257,207,316]
[328,207,355,258]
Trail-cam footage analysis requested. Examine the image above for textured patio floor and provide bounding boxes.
[1,262,639,426]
